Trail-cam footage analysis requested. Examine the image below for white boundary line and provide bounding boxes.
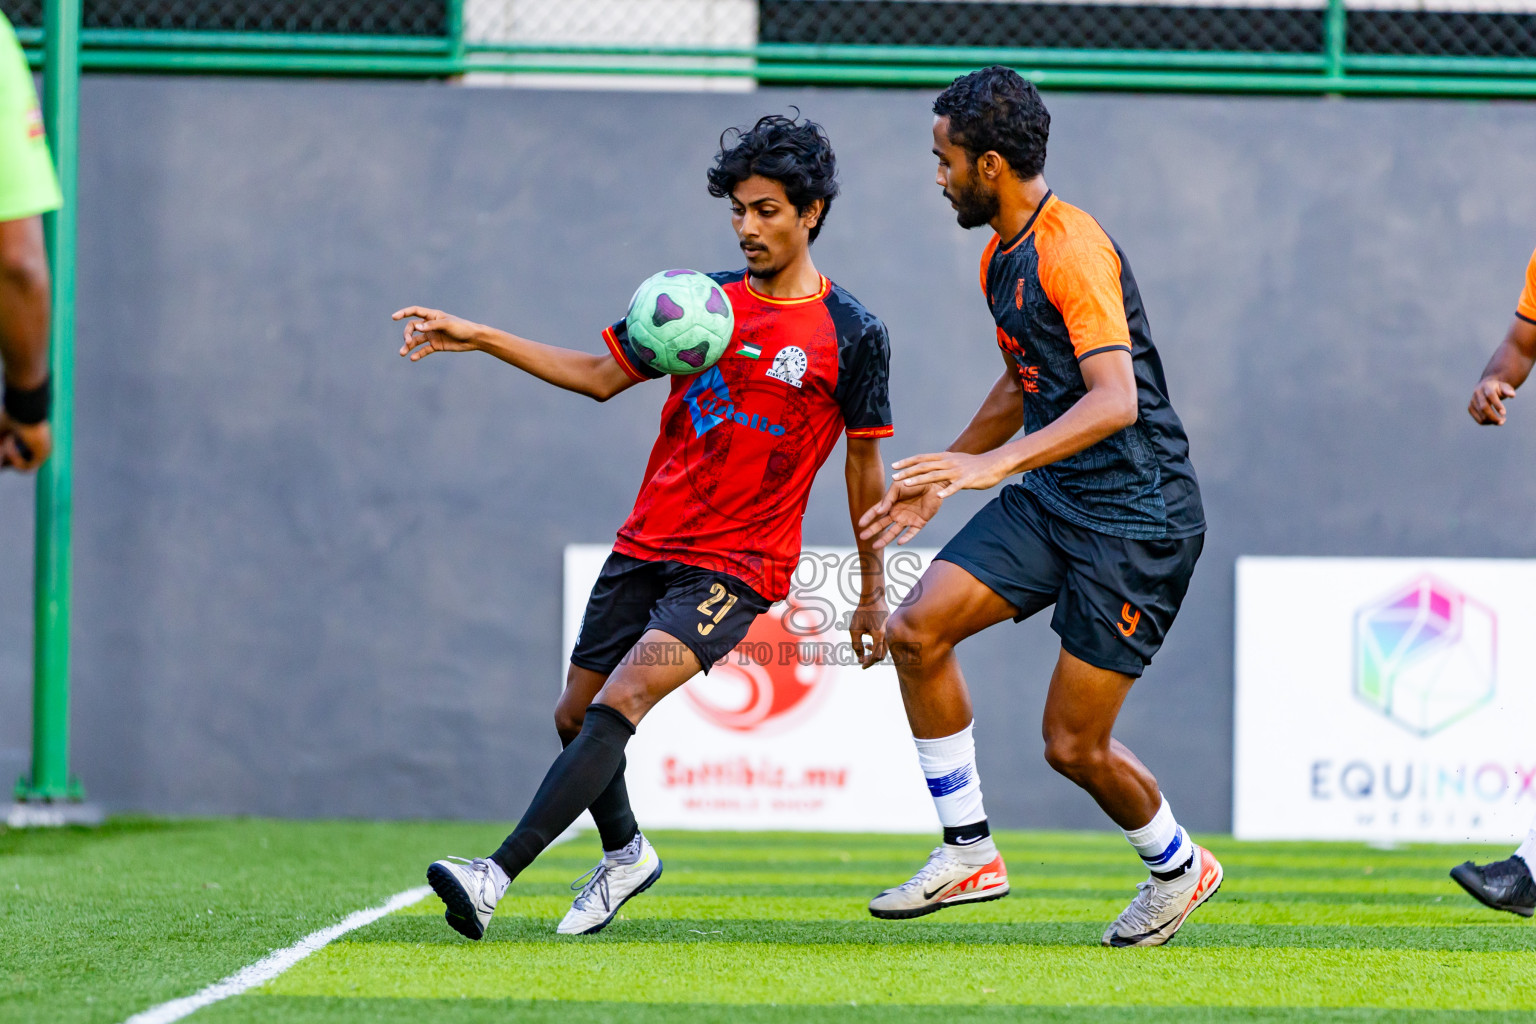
[118,826,587,1024]
[120,885,432,1024]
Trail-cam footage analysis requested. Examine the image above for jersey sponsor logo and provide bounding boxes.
[25,105,44,141]
[996,330,1041,393]
[684,367,732,436]
[684,366,787,438]
[679,375,805,527]
[765,345,808,388]
[996,327,1025,359]
[1119,603,1142,637]
[1015,278,1024,310]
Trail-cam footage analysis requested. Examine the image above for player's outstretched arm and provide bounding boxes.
[844,437,889,667]
[392,306,639,402]
[1470,318,1536,425]
[858,479,944,550]
[891,348,1138,497]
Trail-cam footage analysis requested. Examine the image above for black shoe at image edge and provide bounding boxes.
[1450,856,1536,918]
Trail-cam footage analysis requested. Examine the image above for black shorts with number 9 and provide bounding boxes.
[570,552,773,676]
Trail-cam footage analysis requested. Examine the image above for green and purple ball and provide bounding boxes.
[625,269,734,376]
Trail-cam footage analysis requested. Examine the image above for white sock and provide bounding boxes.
[1124,798,1193,880]
[914,724,995,865]
[605,831,644,866]
[484,857,510,891]
[1515,821,1536,874]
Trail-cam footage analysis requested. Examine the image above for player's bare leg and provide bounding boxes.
[1039,651,1223,945]
[586,631,703,724]
[1040,651,1159,828]
[889,561,1016,739]
[552,664,662,935]
[429,631,699,939]
[870,561,1016,918]
[554,665,606,741]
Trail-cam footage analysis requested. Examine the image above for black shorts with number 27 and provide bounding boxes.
[570,552,772,676]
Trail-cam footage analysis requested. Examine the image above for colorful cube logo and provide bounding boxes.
[1353,576,1496,737]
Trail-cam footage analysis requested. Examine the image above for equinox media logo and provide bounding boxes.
[1352,576,1497,737]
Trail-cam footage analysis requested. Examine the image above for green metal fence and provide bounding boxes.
[5,0,1536,96]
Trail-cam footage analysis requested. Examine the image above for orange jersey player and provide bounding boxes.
[857,66,1220,946]
[1468,245,1536,427]
[1453,245,1536,918]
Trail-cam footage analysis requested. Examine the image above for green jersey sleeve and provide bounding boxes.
[0,10,62,222]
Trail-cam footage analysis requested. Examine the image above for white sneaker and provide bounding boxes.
[557,834,663,935]
[868,845,1010,920]
[1102,844,1224,947]
[427,856,509,941]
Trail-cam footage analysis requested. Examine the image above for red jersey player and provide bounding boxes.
[391,114,894,939]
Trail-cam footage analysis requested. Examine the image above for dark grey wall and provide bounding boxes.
[3,77,1535,830]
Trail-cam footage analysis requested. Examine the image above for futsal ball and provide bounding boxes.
[625,269,735,375]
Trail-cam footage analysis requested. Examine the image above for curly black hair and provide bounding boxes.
[706,112,839,243]
[932,66,1051,180]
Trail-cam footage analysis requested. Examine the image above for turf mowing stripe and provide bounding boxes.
[118,887,432,1024]
[491,870,1472,895]
[263,941,1536,1009]
[200,995,1536,1023]
[355,914,1536,951]
[388,894,1507,927]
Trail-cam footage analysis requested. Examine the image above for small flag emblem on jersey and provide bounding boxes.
[736,341,762,360]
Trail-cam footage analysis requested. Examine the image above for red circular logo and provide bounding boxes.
[683,597,832,733]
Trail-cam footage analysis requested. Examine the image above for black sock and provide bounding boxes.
[943,819,991,847]
[491,704,634,881]
[1150,849,1196,882]
[559,734,639,854]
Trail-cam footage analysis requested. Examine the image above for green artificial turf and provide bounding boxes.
[2,820,1532,1024]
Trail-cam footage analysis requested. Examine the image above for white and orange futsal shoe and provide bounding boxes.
[868,845,1010,919]
[1102,843,1224,947]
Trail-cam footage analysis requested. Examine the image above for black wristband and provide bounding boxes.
[3,377,51,425]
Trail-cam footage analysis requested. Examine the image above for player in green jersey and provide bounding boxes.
[0,9,61,470]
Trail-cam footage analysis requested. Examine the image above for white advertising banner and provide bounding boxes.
[1235,556,1536,843]
[563,544,941,832]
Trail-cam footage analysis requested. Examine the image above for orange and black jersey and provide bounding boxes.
[983,192,1204,540]
[1517,246,1536,325]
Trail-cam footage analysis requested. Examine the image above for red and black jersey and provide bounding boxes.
[602,270,893,601]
